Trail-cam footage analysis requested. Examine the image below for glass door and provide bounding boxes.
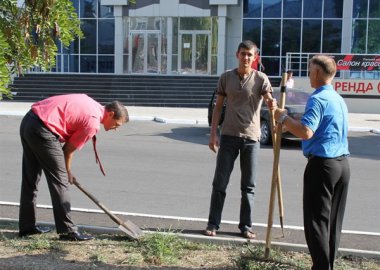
[130,31,160,73]
[179,31,211,75]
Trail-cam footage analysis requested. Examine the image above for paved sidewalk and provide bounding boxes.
[1,101,380,133]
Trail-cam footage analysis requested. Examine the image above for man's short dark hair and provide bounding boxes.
[237,40,258,54]
[309,55,337,78]
[105,101,129,122]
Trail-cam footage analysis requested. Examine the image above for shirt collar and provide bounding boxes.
[315,84,334,94]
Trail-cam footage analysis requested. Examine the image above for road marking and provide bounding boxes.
[1,200,379,236]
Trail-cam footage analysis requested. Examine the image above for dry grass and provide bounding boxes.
[0,222,379,270]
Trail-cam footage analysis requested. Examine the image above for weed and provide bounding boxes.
[137,232,185,265]
[90,251,108,263]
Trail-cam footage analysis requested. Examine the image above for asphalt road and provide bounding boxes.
[0,115,379,234]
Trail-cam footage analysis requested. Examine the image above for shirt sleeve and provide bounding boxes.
[301,97,323,133]
[68,127,98,150]
[261,74,273,95]
[217,73,227,97]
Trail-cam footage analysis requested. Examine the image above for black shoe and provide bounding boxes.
[19,226,52,237]
[59,231,94,241]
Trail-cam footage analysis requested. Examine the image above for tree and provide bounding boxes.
[0,0,82,99]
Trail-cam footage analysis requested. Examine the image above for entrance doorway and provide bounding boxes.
[129,31,161,73]
[179,31,211,75]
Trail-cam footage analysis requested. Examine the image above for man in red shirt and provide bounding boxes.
[19,94,128,241]
[251,48,265,72]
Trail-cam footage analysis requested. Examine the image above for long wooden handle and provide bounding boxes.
[265,72,287,258]
[74,179,124,225]
[269,110,284,235]
[73,178,142,239]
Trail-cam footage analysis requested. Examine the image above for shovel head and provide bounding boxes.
[73,178,143,240]
[118,221,143,239]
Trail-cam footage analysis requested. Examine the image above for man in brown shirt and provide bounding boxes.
[205,40,276,239]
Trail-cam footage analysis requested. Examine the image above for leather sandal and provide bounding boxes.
[204,228,217,237]
[241,230,256,239]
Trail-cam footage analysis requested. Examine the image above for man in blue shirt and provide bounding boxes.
[274,55,350,270]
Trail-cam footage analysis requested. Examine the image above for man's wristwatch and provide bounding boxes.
[278,113,288,124]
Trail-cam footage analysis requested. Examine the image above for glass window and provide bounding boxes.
[303,0,322,18]
[262,57,280,76]
[180,17,212,30]
[324,0,343,18]
[262,19,281,55]
[211,55,217,75]
[98,56,114,73]
[352,19,367,53]
[64,38,79,54]
[72,0,79,14]
[69,55,79,73]
[242,19,261,46]
[80,19,97,54]
[367,20,380,53]
[243,0,261,18]
[283,0,301,18]
[80,0,97,18]
[172,18,179,54]
[130,17,161,30]
[353,0,368,18]
[99,4,114,18]
[211,17,218,55]
[369,0,380,18]
[282,20,301,55]
[171,55,178,73]
[98,19,115,54]
[302,20,321,52]
[263,0,281,18]
[322,20,342,53]
[80,56,96,72]
[123,55,128,73]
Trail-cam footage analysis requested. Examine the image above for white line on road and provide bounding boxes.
[1,200,379,236]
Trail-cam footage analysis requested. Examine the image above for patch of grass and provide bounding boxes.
[89,251,108,264]
[0,223,379,270]
[234,244,310,270]
[134,232,186,265]
[5,234,62,252]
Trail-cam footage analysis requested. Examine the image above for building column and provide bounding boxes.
[114,6,124,74]
[341,0,354,78]
[217,5,227,74]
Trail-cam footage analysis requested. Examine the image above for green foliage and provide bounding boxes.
[234,244,310,270]
[0,0,82,99]
[135,232,186,265]
[0,30,12,99]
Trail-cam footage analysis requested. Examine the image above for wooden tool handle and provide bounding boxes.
[73,178,123,225]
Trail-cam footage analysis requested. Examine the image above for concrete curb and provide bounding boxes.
[1,217,379,260]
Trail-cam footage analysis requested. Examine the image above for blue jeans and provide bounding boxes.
[207,135,259,232]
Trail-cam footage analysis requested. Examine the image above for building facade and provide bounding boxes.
[53,0,379,78]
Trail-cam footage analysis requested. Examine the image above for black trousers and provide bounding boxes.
[19,111,77,234]
[303,155,350,270]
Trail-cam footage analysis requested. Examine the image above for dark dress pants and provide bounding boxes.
[303,156,350,270]
[19,111,77,234]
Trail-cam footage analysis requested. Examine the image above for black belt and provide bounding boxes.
[307,154,348,161]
